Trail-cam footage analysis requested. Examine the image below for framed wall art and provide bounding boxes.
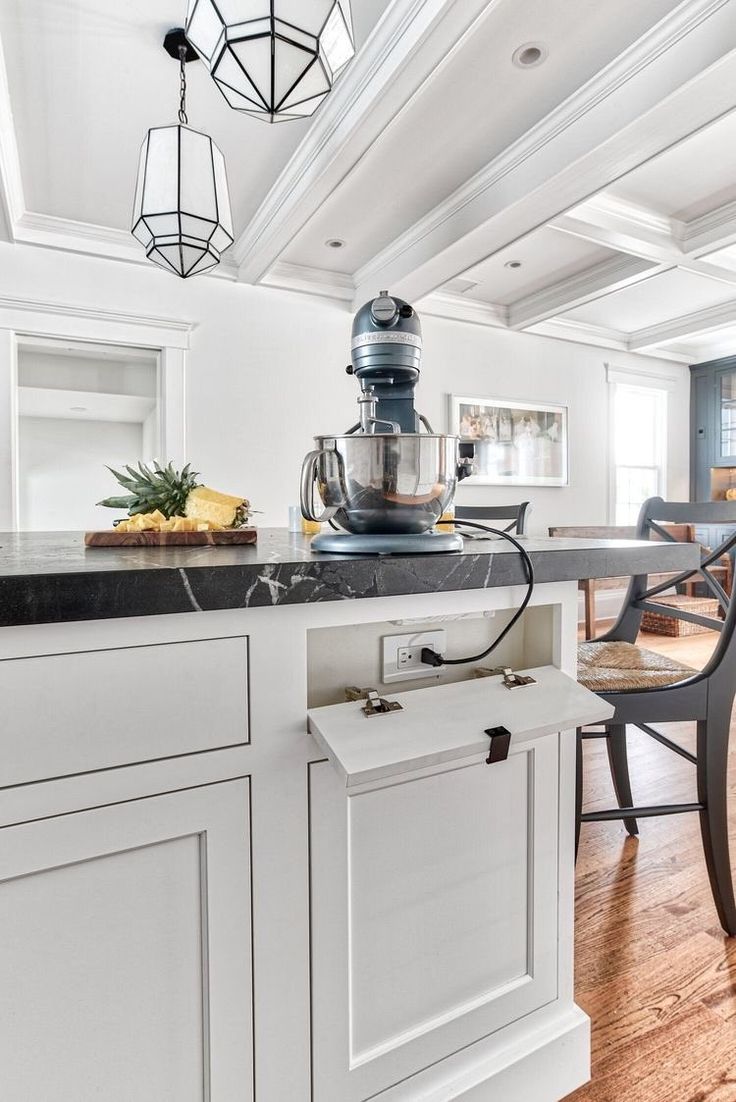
[449,395,569,486]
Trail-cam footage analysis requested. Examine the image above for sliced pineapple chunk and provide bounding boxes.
[185,486,248,528]
[115,508,230,534]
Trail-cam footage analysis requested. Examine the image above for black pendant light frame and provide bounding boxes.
[185,1,354,123]
[131,29,234,279]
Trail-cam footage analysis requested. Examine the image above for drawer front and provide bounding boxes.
[309,730,560,1101]
[1,636,248,787]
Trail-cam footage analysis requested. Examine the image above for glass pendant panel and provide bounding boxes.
[131,124,233,279]
[186,0,354,121]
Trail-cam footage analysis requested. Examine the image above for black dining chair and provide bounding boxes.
[576,497,736,935]
[454,502,531,535]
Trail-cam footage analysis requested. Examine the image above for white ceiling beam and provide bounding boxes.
[628,299,736,349]
[550,195,679,263]
[508,255,666,330]
[551,194,736,286]
[353,0,736,305]
[235,0,504,284]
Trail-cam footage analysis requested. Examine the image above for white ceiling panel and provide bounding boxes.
[607,110,736,222]
[282,0,683,274]
[562,268,736,331]
[0,0,390,236]
[455,227,616,306]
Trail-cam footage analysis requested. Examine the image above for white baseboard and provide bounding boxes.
[380,1003,590,1102]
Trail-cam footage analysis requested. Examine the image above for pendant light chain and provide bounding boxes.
[178,45,188,125]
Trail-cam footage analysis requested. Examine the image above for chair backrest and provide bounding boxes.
[603,497,736,689]
[455,502,531,535]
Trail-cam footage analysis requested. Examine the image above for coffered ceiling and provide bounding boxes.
[1,0,736,365]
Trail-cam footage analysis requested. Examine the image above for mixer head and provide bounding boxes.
[349,291,422,432]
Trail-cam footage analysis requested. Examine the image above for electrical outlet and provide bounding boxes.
[382,630,446,683]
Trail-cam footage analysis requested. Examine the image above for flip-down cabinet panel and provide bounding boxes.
[307,667,613,1101]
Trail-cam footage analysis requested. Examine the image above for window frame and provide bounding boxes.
[607,374,668,527]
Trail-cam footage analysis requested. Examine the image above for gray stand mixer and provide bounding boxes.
[300,291,474,554]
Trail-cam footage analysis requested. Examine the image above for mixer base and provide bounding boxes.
[310,531,463,555]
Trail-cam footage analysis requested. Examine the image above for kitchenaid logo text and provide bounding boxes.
[351,332,423,349]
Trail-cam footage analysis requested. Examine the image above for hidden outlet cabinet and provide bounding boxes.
[0,533,696,1101]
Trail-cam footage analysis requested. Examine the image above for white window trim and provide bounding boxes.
[0,295,193,530]
[606,364,669,526]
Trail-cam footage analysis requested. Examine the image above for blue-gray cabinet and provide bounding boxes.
[690,356,736,501]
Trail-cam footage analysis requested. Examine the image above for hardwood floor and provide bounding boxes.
[567,624,736,1102]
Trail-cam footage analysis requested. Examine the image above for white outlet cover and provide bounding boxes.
[382,630,446,684]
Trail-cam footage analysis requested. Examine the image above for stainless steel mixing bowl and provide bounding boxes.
[300,433,460,535]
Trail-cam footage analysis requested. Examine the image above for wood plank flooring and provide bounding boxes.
[567,625,736,1102]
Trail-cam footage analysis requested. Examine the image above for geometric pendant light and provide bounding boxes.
[184,1,354,123]
[131,30,234,278]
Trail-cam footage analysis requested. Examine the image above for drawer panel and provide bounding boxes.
[1,636,248,787]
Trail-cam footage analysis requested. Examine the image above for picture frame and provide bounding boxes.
[449,394,569,486]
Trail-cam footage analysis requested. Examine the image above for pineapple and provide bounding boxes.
[98,461,251,527]
[185,486,249,528]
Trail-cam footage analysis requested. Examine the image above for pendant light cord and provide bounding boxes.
[178,45,189,125]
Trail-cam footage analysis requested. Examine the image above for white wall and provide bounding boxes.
[419,317,689,534]
[0,241,689,534]
[19,416,144,531]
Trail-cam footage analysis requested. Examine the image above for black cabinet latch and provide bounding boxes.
[484,726,511,764]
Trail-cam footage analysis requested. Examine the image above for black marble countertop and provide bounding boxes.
[0,528,699,628]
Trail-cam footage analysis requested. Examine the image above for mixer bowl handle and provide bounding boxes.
[300,448,341,524]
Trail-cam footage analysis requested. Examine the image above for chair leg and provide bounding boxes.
[606,724,639,837]
[697,717,736,936]
[575,728,583,862]
[583,581,595,640]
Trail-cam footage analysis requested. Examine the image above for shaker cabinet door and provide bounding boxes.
[309,731,560,1102]
[0,780,253,1102]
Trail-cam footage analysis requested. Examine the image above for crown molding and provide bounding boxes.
[679,195,736,255]
[628,298,736,349]
[509,255,663,330]
[260,261,354,303]
[527,317,692,363]
[235,0,503,283]
[353,0,736,303]
[418,291,508,328]
[9,211,240,279]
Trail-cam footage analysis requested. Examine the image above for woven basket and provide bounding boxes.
[641,594,719,637]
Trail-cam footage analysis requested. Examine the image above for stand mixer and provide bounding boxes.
[300,291,474,554]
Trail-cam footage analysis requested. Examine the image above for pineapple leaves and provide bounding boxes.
[98,460,202,518]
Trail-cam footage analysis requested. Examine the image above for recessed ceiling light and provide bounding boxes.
[325,238,346,249]
[512,42,547,69]
[504,260,523,270]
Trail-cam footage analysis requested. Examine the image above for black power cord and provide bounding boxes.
[420,520,535,667]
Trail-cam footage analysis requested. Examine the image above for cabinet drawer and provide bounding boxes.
[1,635,248,787]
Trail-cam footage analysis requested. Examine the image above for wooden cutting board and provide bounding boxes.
[85,528,258,547]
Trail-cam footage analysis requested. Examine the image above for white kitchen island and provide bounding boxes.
[0,530,697,1102]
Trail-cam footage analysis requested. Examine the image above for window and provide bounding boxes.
[611,382,667,525]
